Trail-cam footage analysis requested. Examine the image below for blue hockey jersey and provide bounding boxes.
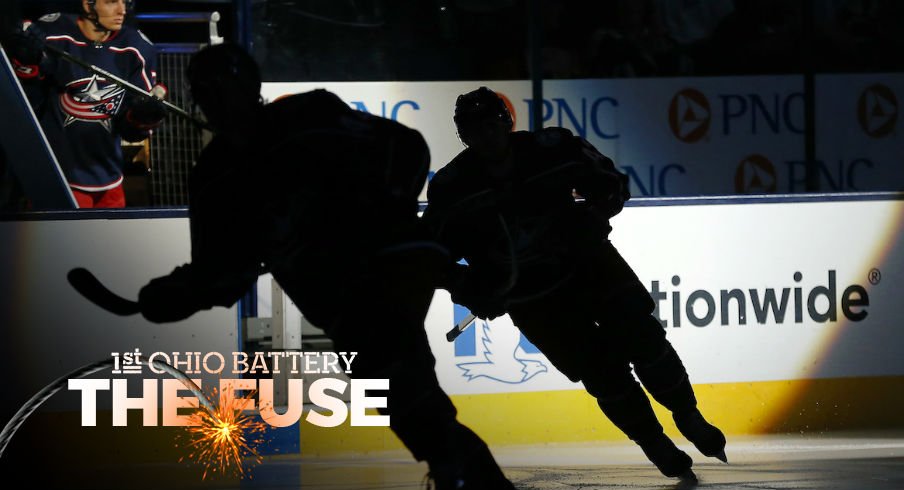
[18,13,158,191]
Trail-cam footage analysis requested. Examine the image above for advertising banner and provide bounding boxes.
[263,75,903,197]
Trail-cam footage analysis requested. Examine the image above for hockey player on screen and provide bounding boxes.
[135,44,516,490]
[423,87,728,481]
[1,0,166,208]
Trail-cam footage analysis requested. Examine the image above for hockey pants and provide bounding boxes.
[507,245,698,444]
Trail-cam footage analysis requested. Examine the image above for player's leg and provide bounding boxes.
[509,293,693,479]
[584,240,727,462]
[626,313,727,462]
[94,185,126,208]
[329,244,513,489]
[71,188,96,208]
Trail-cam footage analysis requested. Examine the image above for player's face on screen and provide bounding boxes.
[90,0,127,31]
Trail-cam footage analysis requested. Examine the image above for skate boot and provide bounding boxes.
[637,433,696,481]
[424,444,516,490]
[673,408,727,463]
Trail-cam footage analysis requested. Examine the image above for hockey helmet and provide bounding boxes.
[82,0,135,17]
[453,87,513,132]
[81,0,134,31]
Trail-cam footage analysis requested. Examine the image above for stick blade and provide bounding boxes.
[67,267,141,316]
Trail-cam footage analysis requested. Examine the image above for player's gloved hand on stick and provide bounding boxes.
[578,165,630,219]
[138,265,200,323]
[601,171,630,217]
[6,23,45,64]
[126,84,168,130]
[452,287,506,321]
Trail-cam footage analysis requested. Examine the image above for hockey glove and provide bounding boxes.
[597,170,630,218]
[138,265,204,323]
[125,84,168,131]
[6,22,46,79]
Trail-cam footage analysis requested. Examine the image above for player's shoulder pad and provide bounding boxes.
[28,13,67,33]
[117,26,154,48]
[267,89,349,122]
[303,88,350,115]
[426,160,463,198]
[429,161,456,185]
[444,149,476,174]
[399,124,428,150]
[534,126,575,148]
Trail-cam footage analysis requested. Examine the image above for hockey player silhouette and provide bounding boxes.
[424,87,727,481]
[136,46,515,489]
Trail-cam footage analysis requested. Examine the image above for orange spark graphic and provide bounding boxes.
[178,387,268,480]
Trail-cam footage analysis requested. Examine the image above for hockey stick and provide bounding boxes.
[42,44,213,131]
[67,267,141,316]
[0,356,213,459]
[446,313,476,342]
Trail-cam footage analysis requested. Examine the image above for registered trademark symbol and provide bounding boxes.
[869,268,882,285]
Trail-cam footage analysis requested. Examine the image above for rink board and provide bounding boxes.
[0,194,903,461]
[308,193,904,454]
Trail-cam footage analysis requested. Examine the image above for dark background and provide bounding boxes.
[17,0,904,81]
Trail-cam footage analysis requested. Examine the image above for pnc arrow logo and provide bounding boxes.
[735,154,777,193]
[857,84,898,138]
[668,88,711,143]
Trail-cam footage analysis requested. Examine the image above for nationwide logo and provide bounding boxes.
[452,305,547,384]
[857,84,898,138]
[668,88,711,143]
[60,75,126,131]
[650,270,871,328]
[495,90,517,130]
[735,154,776,193]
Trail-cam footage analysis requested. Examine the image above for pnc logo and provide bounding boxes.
[857,84,898,138]
[495,90,517,130]
[668,88,711,143]
[735,154,777,193]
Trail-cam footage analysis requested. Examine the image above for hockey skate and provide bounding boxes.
[424,444,516,490]
[637,433,696,480]
[673,408,728,463]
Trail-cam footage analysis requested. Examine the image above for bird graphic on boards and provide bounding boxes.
[457,318,548,384]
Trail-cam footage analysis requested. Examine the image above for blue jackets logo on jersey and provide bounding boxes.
[61,75,126,131]
[452,305,548,384]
